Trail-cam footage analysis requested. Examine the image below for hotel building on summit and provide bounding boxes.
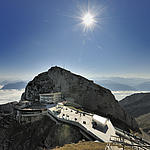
[39,92,62,103]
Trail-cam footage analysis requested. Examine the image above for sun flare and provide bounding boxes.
[80,11,97,32]
[74,2,105,32]
[82,13,95,26]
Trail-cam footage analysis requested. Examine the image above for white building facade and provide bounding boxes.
[39,92,62,103]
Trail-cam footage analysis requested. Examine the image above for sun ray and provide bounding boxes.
[74,2,104,33]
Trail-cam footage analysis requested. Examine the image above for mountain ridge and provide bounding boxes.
[119,93,150,135]
[1,81,27,90]
[21,66,139,132]
[96,80,150,91]
[119,93,150,117]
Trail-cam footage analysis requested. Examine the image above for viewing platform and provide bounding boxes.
[14,92,150,149]
[47,103,116,142]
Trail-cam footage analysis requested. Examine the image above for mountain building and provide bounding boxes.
[39,92,62,103]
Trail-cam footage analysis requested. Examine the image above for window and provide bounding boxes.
[83,121,86,124]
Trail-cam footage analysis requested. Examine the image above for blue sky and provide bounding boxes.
[0,0,150,81]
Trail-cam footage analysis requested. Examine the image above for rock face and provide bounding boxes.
[22,66,139,131]
[0,102,16,114]
[120,93,150,135]
[0,114,83,150]
[119,93,150,117]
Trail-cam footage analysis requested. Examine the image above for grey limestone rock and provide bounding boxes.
[0,115,83,150]
[22,66,139,132]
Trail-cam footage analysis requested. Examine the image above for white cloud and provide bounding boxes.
[112,91,150,101]
[0,89,24,105]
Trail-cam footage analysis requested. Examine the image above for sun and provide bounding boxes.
[73,2,104,32]
[82,13,95,26]
[80,12,97,32]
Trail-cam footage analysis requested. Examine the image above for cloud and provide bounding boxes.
[0,89,24,104]
[112,90,150,101]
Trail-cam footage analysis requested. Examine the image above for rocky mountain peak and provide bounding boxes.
[22,66,139,132]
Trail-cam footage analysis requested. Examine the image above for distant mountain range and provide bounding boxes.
[95,79,150,91]
[0,80,10,86]
[1,81,27,90]
[94,77,150,86]
[96,80,135,91]
[136,82,150,91]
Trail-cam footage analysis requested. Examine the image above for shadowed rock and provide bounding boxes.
[22,66,139,132]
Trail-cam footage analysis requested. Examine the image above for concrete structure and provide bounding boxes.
[19,101,31,108]
[14,101,31,109]
[48,105,116,142]
[16,108,47,117]
[16,108,47,123]
[47,105,150,149]
[92,114,108,127]
[14,101,150,148]
[92,114,109,133]
[39,92,61,103]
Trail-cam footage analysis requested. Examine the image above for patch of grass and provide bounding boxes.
[52,141,106,150]
[52,141,134,150]
[67,106,83,113]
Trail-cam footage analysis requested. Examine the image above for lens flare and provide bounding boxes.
[71,1,105,32]
[75,2,103,32]
[82,13,95,26]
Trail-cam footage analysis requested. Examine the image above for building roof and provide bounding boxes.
[92,114,108,125]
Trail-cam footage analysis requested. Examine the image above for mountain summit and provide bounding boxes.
[22,66,138,131]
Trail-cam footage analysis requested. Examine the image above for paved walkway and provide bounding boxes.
[48,104,116,142]
[47,104,150,149]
